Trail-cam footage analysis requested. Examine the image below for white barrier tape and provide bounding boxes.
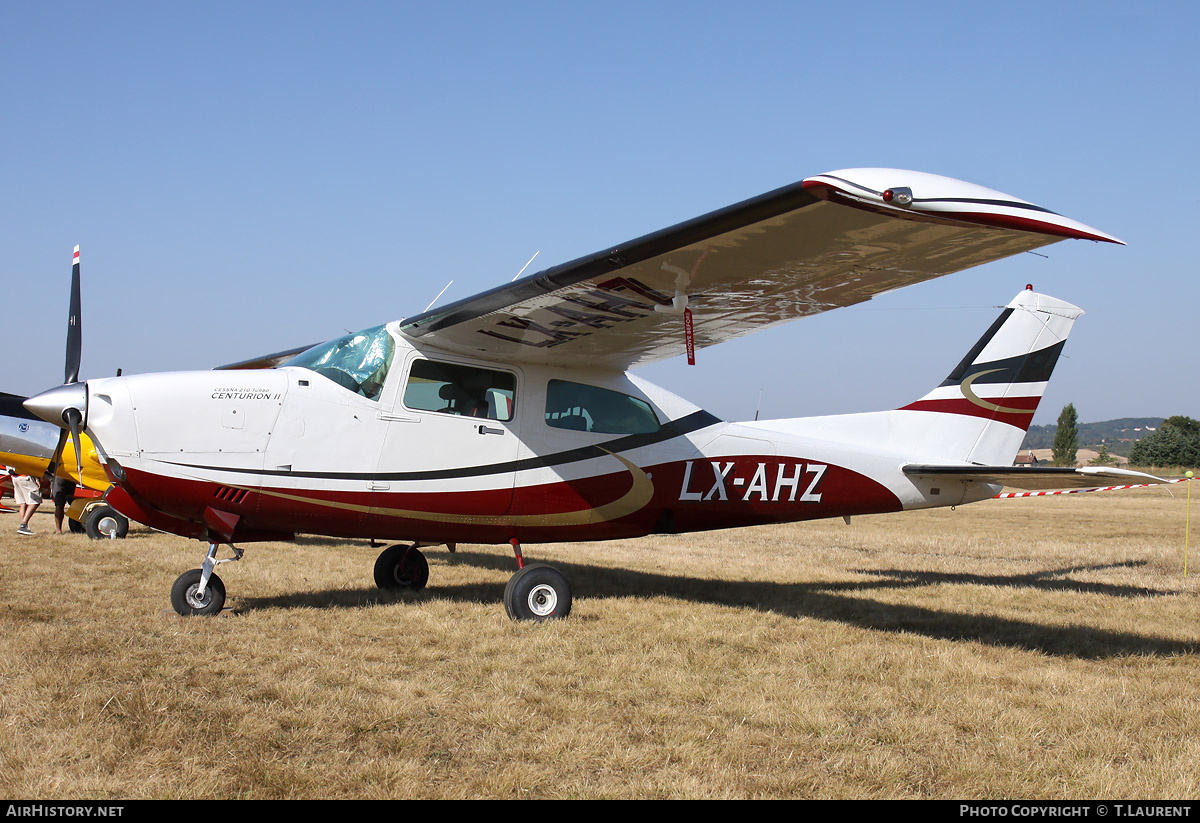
[994,477,1191,499]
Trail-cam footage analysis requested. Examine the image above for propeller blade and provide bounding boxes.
[65,407,83,480]
[65,245,82,384]
[44,428,68,480]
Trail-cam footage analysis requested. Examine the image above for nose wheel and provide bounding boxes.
[169,542,242,616]
[170,568,226,616]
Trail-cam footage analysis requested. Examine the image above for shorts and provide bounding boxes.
[13,475,42,506]
[51,478,77,507]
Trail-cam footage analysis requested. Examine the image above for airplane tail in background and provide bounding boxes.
[896,288,1083,466]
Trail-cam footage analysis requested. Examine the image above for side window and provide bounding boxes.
[403,359,516,421]
[545,380,660,435]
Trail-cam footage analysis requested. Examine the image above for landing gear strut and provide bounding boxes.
[503,538,572,621]
[170,542,243,616]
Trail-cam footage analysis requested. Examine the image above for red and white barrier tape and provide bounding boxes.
[995,477,1191,499]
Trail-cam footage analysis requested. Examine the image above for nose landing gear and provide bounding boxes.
[169,542,243,616]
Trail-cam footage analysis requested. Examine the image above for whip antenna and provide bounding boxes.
[512,250,540,282]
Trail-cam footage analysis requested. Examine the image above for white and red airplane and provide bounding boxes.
[23,168,1158,620]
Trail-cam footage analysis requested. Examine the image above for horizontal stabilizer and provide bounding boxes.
[903,464,1167,491]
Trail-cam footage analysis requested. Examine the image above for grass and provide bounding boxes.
[0,483,1197,798]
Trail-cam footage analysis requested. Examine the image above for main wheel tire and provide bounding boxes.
[503,564,572,621]
[84,505,129,539]
[170,569,226,616]
[67,517,86,535]
[373,544,429,592]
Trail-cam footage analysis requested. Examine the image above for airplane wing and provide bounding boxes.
[399,168,1122,369]
[902,464,1166,491]
[214,344,318,371]
[0,391,58,464]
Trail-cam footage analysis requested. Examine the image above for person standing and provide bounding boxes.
[6,466,43,536]
[51,476,77,534]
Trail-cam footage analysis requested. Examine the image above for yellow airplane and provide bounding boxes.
[1,391,127,537]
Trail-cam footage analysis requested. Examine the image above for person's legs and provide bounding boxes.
[14,478,42,533]
[19,502,39,532]
[51,482,72,534]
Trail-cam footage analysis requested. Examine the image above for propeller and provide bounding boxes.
[65,246,82,384]
[42,246,85,481]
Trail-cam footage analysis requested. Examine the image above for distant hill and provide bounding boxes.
[1021,418,1164,457]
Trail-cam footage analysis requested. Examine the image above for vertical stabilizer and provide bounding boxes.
[897,288,1083,465]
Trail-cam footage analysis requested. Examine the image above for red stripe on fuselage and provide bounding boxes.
[115,456,903,544]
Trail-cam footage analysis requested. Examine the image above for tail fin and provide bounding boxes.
[897,288,1083,465]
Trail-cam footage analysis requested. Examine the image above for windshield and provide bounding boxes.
[282,324,395,401]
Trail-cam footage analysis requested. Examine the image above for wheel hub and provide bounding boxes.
[527,583,558,617]
[185,585,213,610]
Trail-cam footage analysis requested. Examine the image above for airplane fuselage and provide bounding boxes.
[84,325,994,548]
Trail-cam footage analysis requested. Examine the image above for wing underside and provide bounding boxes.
[399,168,1120,369]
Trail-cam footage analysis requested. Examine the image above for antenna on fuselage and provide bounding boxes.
[423,280,454,313]
[754,388,763,422]
[511,250,540,282]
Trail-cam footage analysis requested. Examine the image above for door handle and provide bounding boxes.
[477,425,504,436]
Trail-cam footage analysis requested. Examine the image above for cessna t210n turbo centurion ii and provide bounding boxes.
[25,168,1152,620]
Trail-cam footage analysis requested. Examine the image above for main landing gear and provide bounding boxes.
[369,538,572,621]
[501,538,572,621]
[373,543,430,591]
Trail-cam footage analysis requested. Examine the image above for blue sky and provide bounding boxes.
[3,1,1196,425]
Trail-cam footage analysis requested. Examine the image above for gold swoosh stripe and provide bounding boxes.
[242,449,654,528]
[960,369,1036,415]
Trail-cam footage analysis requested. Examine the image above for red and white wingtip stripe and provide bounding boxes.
[802,168,1125,245]
[995,478,1189,498]
[73,245,80,265]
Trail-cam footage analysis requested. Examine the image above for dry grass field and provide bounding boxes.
[1,484,1197,799]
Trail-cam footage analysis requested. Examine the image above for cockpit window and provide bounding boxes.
[545,380,660,434]
[282,324,395,401]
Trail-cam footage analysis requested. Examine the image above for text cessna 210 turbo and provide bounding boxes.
[25,168,1152,620]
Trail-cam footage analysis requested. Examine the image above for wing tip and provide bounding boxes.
[803,168,1124,245]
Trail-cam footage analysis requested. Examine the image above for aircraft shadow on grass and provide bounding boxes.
[235,550,1196,660]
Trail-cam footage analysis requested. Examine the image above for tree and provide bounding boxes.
[1090,443,1116,466]
[1052,403,1079,466]
[1130,416,1200,469]
[1162,416,1200,437]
